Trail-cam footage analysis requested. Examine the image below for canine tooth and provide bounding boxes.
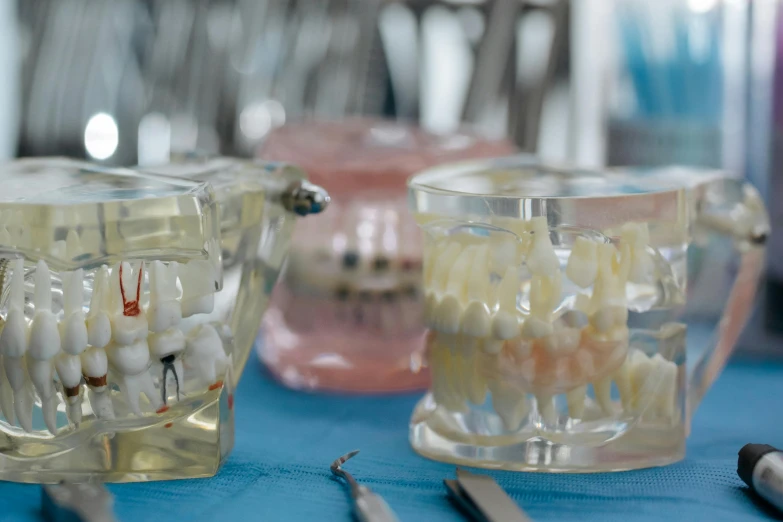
[567,385,587,419]
[184,324,228,388]
[566,237,598,288]
[58,269,88,426]
[28,260,60,434]
[536,394,556,424]
[592,377,613,414]
[0,259,32,430]
[526,217,559,276]
[179,260,217,318]
[490,381,528,431]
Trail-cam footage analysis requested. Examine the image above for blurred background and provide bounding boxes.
[0,0,780,354]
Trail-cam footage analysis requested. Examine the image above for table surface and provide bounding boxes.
[1,356,782,522]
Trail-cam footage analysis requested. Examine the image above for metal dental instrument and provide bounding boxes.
[42,481,118,522]
[330,450,400,522]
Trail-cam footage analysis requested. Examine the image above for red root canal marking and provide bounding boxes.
[156,405,170,414]
[228,394,234,410]
[119,262,144,317]
[208,380,224,391]
[165,422,173,429]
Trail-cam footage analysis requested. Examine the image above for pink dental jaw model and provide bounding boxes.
[258,118,516,393]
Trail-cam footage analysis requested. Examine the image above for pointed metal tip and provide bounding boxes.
[330,450,360,473]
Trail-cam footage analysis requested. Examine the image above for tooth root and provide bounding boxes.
[466,244,489,299]
[87,387,115,420]
[5,357,32,431]
[567,385,587,419]
[56,353,83,426]
[431,242,462,294]
[185,324,228,387]
[0,358,14,425]
[466,362,487,406]
[529,273,561,320]
[566,237,599,288]
[630,350,654,410]
[651,354,678,420]
[28,359,58,434]
[118,371,161,416]
[491,382,529,431]
[527,217,560,276]
[613,357,632,410]
[87,266,112,349]
[593,377,613,415]
[65,229,83,258]
[492,267,521,340]
[536,394,557,424]
[445,244,476,297]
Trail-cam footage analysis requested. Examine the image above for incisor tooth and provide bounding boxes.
[567,385,587,419]
[566,237,598,288]
[527,217,559,276]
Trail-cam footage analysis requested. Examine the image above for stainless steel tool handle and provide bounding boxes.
[355,487,400,522]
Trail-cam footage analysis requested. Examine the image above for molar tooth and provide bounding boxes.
[567,385,587,419]
[28,260,60,434]
[184,324,228,388]
[148,261,186,404]
[566,237,598,288]
[490,381,529,431]
[526,217,559,276]
[592,377,613,415]
[1,259,32,430]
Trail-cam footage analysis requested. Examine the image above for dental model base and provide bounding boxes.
[0,157,327,483]
[407,158,768,472]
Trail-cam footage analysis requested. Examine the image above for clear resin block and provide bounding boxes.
[408,157,768,472]
[0,157,327,482]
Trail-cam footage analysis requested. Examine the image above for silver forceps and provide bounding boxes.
[330,450,400,522]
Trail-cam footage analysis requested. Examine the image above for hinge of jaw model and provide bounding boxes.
[56,268,88,426]
[28,260,61,434]
[148,260,185,405]
[0,258,30,430]
[82,265,114,420]
[107,261,162,416]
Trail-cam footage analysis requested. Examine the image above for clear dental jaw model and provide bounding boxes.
[0,157,327,483]
[409,157,768,472]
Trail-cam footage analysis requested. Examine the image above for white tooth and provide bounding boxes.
[613,356,632,410]
[184,324,228,388]
[492,267,521,340]
[444,244,475,299]
[65,229,83,259]
[529,273,561,321]
[0,357,14,425]
[435,296,462,335]
[566,237,599,288]
[566,385,587,419]
[490,381,528,431]
[179,260,217,317]
[592,377,613,415]
[55,353,83,426]
[108,262,162,415]
[652,354,678,420]
[28,260,60,434]
[536,394,557,424]
[465,358,487,405]
[431,242,462,295]
[520,316,553,339]
[0,259,31,430]
[80,346,113,420]
[629,350,654,411]
[526,217,559,277]
[87,266,112,349]
[59,269,87,426]
[589,243,627,332]
[461,302,491,338]
[620,222,654,284]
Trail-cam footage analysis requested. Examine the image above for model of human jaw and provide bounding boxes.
[423,217,678,430]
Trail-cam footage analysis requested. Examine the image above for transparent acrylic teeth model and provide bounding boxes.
[0,157,327,483]
[408,157,768,472]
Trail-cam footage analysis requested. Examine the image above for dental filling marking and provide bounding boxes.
[119,262,143,317]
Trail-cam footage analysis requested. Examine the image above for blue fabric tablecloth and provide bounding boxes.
[1,357,782,522]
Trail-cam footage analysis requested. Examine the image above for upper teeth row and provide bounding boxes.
[0,256,227,435]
